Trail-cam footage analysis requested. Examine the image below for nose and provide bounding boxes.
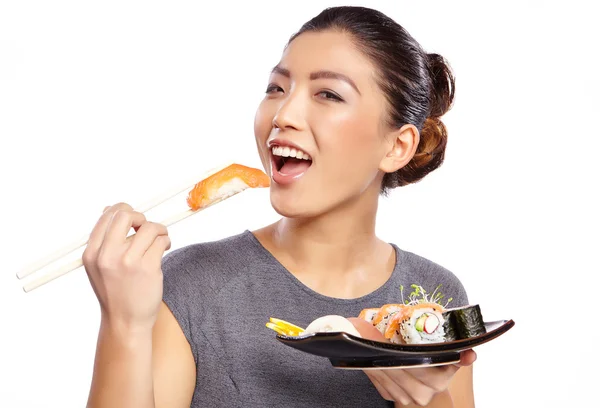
[272,92,305,131]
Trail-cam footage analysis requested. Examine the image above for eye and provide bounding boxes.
[266,83,284,94]
[317,90,344,102]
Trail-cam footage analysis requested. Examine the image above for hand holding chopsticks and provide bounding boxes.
[17,162,270,293]
[80,202,171,328]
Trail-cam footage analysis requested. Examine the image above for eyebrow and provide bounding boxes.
[271,65,361,95]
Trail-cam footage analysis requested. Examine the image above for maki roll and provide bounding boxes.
[358,308,380,323]
[371,304,406,336]
[385,303,445,344]
[442,310,459,341]
[353,284,487,345]
[443,305,486,340]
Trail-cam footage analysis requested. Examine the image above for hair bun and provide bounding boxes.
[427,53,455,118]
[418,116,447,164]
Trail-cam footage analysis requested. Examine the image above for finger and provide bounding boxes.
[366,369,414,406]
[103,210,147,250]
[86,203,135,257]
[364,371,394,401]
[455,349,477,367]
[381,369,436,407]
[405,365,458,393]
[105,202,134,214]
[127,222,169,259]
[143,235,172,266]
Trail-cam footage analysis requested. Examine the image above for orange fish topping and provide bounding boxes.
[186,163,270,210]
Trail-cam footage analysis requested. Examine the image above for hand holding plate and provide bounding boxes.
[349,317,477,406]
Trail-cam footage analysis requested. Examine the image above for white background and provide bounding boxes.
[1,1,598,407]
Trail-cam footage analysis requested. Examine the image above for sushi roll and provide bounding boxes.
[444,305,486,339]
[385,303,445,344]
[186,163,270,210]
[371,304,406,336]
[442,310,459,341]
[358,308,380,323]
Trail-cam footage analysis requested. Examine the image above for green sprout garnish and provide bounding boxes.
[399,284,453,308]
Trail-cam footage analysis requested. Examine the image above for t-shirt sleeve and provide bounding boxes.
[401,250,470,309]
[161,246,205,360]
[426,264,469,308]
[444,275,469,308]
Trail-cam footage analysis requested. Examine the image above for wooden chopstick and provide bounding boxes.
[21,209,196,293]
[16,162,233,281]
[19,162,236,292]
[22,194,238,293]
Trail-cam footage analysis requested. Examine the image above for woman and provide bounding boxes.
[83,6,476,408]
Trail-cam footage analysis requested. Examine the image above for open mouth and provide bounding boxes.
[271,145,312,176]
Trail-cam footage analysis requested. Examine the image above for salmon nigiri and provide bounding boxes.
[186,163,270,210]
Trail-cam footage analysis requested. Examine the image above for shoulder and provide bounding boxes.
[161,230,257,283]
[160,230,261,325]
[394,245,470,307]
[161,230,263,307]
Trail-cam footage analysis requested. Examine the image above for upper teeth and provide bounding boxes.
[272,146,311,160]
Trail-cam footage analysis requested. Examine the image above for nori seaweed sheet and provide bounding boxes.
[442,311,458,341]
[453,305,486,338]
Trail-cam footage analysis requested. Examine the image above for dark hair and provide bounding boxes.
[288,6,455,193]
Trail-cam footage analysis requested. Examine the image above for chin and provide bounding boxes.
[268,187,321,219]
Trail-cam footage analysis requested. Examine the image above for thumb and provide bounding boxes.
[454,349,477,367]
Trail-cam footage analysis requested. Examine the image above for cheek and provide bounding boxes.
[254,100,273,141]
[318,109,383,164]
[254,101,276,165]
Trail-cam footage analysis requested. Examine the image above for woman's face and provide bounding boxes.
[254,30,393,217]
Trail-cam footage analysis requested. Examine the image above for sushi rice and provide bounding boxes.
[371,304,406,336]
[386,303,446,344]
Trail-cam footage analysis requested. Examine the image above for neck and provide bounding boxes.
[257,186,395,299]
[275,194,380,267]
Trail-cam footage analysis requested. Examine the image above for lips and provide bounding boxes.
[267,139,313,185]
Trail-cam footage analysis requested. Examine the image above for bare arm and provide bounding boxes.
[83,203,196,408]
[87,302,196,408]
[86,319,155,407]
[152,302,197,407]
[448,365,474,408]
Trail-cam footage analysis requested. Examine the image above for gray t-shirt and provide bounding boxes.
[162,230,468,408]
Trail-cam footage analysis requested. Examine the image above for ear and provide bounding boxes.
[379,124,420,173]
